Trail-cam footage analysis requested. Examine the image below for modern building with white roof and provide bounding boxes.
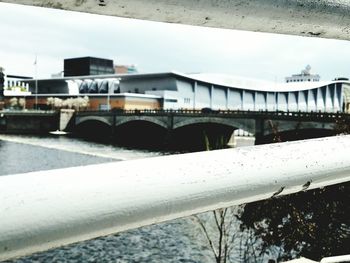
[285,65,321,83]
[5,71,350,113]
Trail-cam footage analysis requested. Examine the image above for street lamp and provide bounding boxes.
[34,55,38,110]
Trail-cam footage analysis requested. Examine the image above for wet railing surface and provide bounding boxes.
[2,0,350,41]
[1,135,350,261]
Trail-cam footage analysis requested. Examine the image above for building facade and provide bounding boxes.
[3,71,350,113]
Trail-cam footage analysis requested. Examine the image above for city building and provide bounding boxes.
[2,71,350,113]
[2,74,32,97]
[0,69,32,109]
[114,65,138,74]
[5,74,32,87]
[64,57,114,77]
[285,65,320,83]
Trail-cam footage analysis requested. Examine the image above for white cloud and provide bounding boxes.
[0,2,350,81]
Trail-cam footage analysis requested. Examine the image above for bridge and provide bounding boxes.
[74,109,348,146]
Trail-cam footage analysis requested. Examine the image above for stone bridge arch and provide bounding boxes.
[75,116,113,126]
[115,116,169,129]
[173,117,256,134]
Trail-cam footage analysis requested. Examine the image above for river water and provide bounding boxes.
[0,134,216,263]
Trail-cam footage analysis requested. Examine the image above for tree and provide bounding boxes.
[47,97,54,108]
[53,98,63,108]
[239,181,350,261]
[193,138,264,263]
[18,98,26,109]
[193,208,235,263]
[61,97,89,111]
[333,117,350,135]
[195,122,350,262]
[62,98,74,109]
[47,97,89,111]
[192,206,269,263]
[238,119,350,261]
[9,97,18,108]
[72,96,89,111]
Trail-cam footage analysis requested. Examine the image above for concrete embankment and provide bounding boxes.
[0,111,59,134]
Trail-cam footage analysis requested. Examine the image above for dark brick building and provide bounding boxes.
[64,57,114,77]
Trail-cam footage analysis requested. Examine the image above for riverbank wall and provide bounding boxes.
[0,111,59,134]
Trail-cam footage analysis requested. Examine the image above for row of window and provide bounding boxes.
[79,81,119,94]
[184,98,191,104]
[286,79,319,83]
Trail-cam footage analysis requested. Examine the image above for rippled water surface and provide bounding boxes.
[0,134,213,263]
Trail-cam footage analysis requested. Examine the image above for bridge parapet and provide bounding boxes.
[75,110,350,126]
[76,109,350,118]
[73,110,350,143]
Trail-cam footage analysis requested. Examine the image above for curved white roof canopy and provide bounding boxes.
[18,71,350,94]
[179,72,350,92]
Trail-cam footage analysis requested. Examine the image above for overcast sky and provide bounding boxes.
[1,2,350,82]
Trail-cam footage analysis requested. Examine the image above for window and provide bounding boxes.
[165,99,178,103]
[90,70,98,75]
[184,98,191,103]
[99,104,108,110]
[90,65,98,71]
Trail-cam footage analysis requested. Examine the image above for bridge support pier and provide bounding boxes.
[202,129,234,150]
[254,118,265,145]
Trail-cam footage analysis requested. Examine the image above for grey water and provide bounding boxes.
[0,135,214,263]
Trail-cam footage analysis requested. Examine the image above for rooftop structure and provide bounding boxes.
[64,57,114,77]
[285,65,320,83]
[114,65,138,74]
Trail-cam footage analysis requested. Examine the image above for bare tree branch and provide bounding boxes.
[213,210,221,232]
[192,215,219,261]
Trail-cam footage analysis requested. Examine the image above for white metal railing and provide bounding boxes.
[3,0,350,41]
[320,255,350,263]
[1,136,350,261]
[283,255,350,263]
